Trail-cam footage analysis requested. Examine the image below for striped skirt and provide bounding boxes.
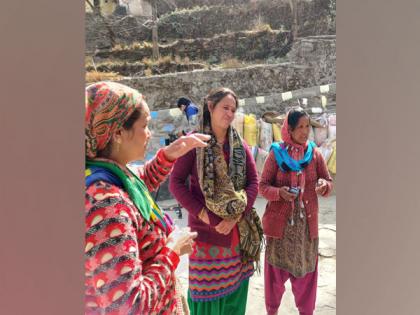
[188,227,254,303]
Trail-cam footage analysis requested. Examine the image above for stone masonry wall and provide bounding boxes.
[113,35,336,110]
[287,35,336,84]
[85,0,335,53]
[94,29,293,63]
[118,63,326,110]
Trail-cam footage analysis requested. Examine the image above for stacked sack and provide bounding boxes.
[232,110,337,178]
[313,113,336,175]
[137,106,336,176]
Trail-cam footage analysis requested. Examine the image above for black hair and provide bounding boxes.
[177,97,191,108]
[122,107,141,130]
[202,87,238,128]
[287,108,310,131]
[96,108,142,158]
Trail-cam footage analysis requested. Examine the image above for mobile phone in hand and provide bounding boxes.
[288,187,300,195]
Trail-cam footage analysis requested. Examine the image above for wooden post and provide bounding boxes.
[151,0,160,60]
[288,0,299,39]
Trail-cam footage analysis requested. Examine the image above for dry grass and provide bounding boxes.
[85,56,94,68]
[144,68,153,77]
[131,41,153,50]
[219,58,245,69]
[160,55,173,64]
[252,22,273,32]
[111,43,125,51]
[251,14,272,32]
[131,42,143,49]
[142,55,174,67]
[86,71,122,83]
[142,41,153,49]
[172,5,209,15]
[112,41,154,52]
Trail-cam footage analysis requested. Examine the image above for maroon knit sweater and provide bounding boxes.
[169,141,259,247]
[259,148,333,240]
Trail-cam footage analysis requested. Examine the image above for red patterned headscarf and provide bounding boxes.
[85,81,146,159]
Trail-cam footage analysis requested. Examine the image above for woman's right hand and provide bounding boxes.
[163,133,210,162]
[278,186,298,202]
[168,229,198,256]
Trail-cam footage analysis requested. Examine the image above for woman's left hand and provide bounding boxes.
[215,218,239,235]
[315,178,328,195]
[163,133,211,162]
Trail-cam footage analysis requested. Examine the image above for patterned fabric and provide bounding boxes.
[85,153,185,315]
[85,81,146,159]
[196,126,263,267]
[137,148,177,193]
[259,148,332,240]
[270,141,316,173]
[278,111,312,218]
[188,227,254,302]
[265,199,318,278]
[168,140,259,247]
[196,126,247,219]
[86,159,169,230]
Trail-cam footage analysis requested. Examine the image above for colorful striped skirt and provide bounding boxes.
[188,226,254,307]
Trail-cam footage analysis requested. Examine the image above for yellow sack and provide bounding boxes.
[244,114,257,146]
[327,140,336,174]
[272,123,282,142]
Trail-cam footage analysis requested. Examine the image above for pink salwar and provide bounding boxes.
[264,256,318,315]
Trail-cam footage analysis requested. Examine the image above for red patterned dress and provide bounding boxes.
[84,150,184,315]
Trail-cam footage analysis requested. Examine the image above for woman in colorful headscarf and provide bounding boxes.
[84,81,211,315]
[259,108,333,315]
[169,87,262,315]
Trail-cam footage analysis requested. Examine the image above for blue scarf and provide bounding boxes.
[270,141,316,172]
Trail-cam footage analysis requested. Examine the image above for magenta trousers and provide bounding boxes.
[264,256,318,315]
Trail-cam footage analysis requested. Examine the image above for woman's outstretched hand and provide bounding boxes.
[167,227,198,256]
[163,133,210,162]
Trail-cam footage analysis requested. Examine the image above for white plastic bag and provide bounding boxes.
[255,148,269,178]
[328,114,336,140]
[318,141,334,162]
[314,127,328,146]
[232,112,245,138]
[313,114,328,146]
[259,119,273,151]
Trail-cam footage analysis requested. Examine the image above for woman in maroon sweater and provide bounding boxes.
[169,87,259,315]
[259,108,333,315]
